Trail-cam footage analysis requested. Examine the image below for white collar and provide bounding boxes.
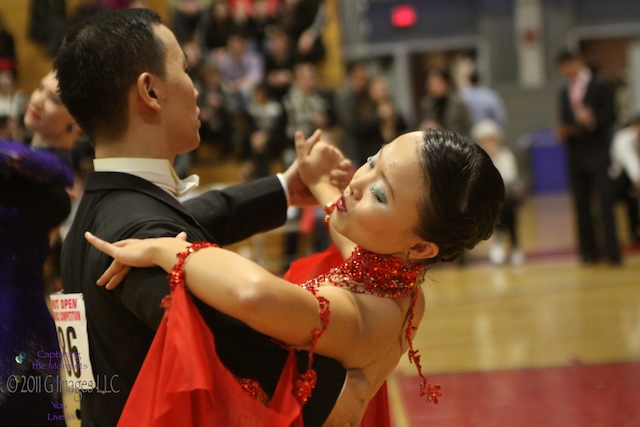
[93,158,199,198]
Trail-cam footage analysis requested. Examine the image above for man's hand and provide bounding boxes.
[282,130,353,207]
[575,105,596,130]
[322,369,370,426]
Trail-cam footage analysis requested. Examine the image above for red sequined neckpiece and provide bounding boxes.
[309,200,442,404]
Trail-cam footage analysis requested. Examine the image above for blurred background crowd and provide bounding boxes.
[1,0,640,275]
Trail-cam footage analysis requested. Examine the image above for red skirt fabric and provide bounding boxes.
[284,244,391,427]
[117,278,302,427]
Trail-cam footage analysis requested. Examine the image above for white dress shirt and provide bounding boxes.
[93,158,200,198]
[93,158,290,203]
[610,126,640,183]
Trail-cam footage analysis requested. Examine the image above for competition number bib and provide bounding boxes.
[50,292,95,390]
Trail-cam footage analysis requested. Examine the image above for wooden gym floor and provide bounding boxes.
[388,191,640,426]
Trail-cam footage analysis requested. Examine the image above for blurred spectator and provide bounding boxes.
[0,70,25,128]
[243,83,284,179]
[227,0,260,49]
[368,75,407,147]
[419,68,472,137]
[556,49,620,265]
[0,15,17,77]
[282,62,332,163]
[335,61,371,165]
[184,40,205,88]
[610,114,640,242]
[167,0,213,44]
[0,115,15,140]
[263,25,294,100]
[472,119,526,265]
[197,62,234,159]
[195,1,239,58]
[281,0,326,64]
[68,0,109,28]
[248,0,281,54]
[28,0,67,56]
[217,31,264,115]
[460,70,507,128]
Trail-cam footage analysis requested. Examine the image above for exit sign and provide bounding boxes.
[391,4,417,28]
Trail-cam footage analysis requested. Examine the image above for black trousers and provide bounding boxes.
[568,161,621,263]
[612,172,640,240]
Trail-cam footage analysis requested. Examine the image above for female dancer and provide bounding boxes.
[0,71,80,425]
[86,128,504,426]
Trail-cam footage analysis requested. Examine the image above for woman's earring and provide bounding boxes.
[67,124,75,133]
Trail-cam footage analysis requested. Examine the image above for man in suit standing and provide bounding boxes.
[556,49,621,265]
[55,9,352,426]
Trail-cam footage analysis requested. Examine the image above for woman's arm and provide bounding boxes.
[85,233,408,368]
[294,131,356,258]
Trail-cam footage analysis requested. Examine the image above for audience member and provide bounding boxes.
[0,115,13,140]
[167,0,213,44]
[197,62,234,158]
[263,25,295,100]
[368,75,407,147]
[335,61,372,165]
[247,0,282,54]
[217,31,264,115]
[68,0,109,26]
[281,0,326,63]
[0,14,17,77]
[183,40,206,88]
[28,0,67,56]
[195,1,238,58]
[556,50,622,265]
[282,62,332,164]
[610,114,640,242]
[461,70,507,128]
[419,68,472,137]
[556,49,621,265]
[0,70,25,137]
[243,83,285,179]
[472,119,525,265]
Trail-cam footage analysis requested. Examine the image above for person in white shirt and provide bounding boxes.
[610,115,640,242]
[472,119,526,265]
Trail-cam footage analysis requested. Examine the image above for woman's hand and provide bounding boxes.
[282,130,353,206]
[84,231,189,290]
[295,130,351,190]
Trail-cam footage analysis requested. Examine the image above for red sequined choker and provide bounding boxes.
[303,201,442,404]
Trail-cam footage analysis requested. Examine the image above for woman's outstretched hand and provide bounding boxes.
[295,130,351,190]
[84,231,189,290]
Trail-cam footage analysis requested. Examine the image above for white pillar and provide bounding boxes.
[629,38,640,115]
[515,0,545,87]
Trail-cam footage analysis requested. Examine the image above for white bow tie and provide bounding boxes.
[175,174,200,197]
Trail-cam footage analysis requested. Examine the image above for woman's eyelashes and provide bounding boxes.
[366,156,386,203]
[371,185,388,203]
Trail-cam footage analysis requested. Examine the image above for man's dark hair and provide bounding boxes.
[556,48,582,66]
[53,8,166,141]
